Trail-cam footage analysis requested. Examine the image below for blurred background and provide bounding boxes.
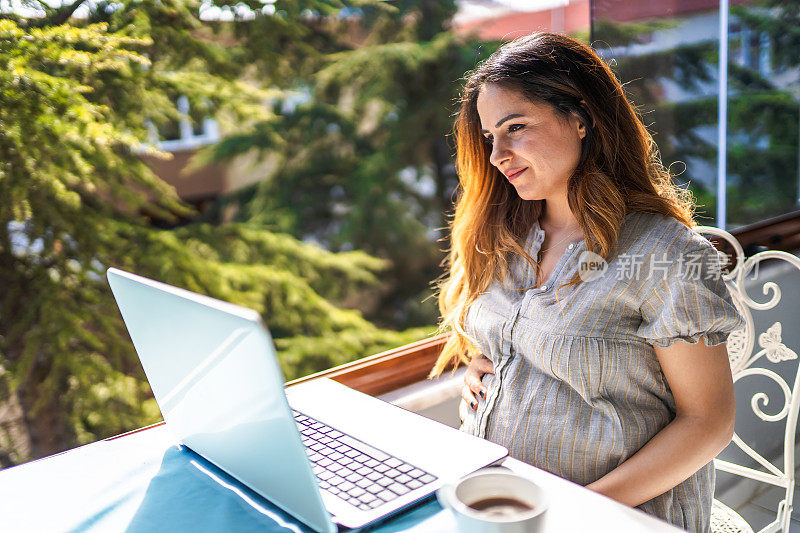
[1,0,798,473]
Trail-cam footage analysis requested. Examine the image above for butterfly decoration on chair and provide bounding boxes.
[759,322,797,364]
[728,322,798,373]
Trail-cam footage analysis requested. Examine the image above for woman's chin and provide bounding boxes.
[513,186,544,202]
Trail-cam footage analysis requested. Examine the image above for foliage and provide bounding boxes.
[595,1,800,227]
[201,0,501,328]
[0,3,431,466]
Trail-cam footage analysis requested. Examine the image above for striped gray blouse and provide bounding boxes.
[460,211,746,532]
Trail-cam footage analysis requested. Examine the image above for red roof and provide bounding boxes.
[453,1,590,41]
[454,0,753,42]
[593,0,752,23]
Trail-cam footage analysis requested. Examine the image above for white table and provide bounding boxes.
[0,422,681,532]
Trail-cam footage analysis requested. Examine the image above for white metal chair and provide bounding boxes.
[696,226,800,533]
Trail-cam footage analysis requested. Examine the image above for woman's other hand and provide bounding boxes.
[461,354,495,413]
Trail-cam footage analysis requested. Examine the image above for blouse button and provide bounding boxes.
[568,243,575,250]
[540,284,549,291]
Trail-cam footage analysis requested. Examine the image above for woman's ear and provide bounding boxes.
[572,113,588,140]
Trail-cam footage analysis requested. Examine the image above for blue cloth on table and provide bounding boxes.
[0,424,451,532]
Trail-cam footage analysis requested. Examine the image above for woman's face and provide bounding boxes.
[476,83,586,201]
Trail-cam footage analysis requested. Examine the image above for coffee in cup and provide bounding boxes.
[437,467,547,532]
[468,496,536,516]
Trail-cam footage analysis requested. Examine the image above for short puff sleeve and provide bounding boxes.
[636,233,746,349]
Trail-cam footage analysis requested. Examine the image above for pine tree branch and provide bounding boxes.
[44,0,87,26]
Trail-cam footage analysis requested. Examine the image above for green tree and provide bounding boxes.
[593,1,800,227]
[725,0,800,225]
[202,1,500,329]
[0,3,428,467]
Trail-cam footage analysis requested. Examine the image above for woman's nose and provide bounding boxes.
[489,139,512,168]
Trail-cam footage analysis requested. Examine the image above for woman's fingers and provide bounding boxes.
[460,354,496,423]
[465,371,486,398]
[465,354,494,400]
[461,384,478,410]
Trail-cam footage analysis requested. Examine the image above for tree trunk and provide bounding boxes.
[15,363,74,463]
[0,377,32,468]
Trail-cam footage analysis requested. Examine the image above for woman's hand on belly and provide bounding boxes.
[460,354,495,422]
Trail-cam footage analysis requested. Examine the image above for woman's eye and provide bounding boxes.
[508,124,524,133]
[483,135,493,145]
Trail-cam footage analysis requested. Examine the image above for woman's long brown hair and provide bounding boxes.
[431,32,695,377]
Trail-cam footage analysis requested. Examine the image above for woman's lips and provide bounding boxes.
[505,168,527,181]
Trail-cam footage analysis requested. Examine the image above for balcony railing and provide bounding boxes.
[288,334,448,396]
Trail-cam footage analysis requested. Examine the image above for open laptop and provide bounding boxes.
[107,268,508,532]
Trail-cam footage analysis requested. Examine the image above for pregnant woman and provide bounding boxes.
[431,32,745,532]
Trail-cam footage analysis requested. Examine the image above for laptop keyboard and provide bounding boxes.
[293,410,437,511]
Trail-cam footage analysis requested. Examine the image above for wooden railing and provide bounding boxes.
[730,209,800,254]
[287,334,449,396]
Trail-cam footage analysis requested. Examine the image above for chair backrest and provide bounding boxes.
[698,226,800,533]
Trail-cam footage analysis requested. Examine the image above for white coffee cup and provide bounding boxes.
[436,467,548,533]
